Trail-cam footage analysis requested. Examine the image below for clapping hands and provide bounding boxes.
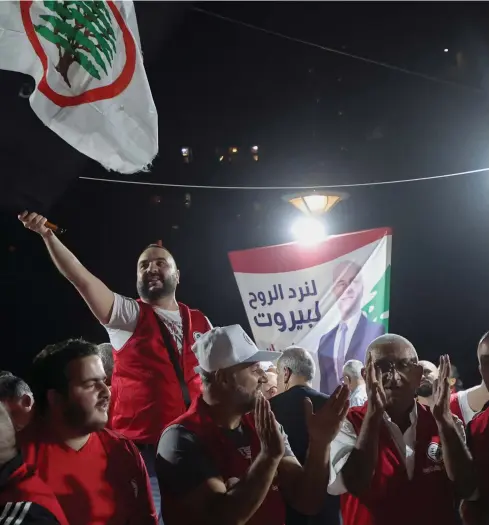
[365,353,387,420]
[305,384,350,445]
[432,354,452,423]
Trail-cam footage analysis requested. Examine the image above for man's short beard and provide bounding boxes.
[137,274,178,302]
[233,385,258,414]
[62,402,105,433]
[416,383,433,398]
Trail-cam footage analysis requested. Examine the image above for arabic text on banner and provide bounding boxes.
[229,227,392,393]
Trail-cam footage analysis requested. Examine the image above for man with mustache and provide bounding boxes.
[19,212,212,518]
[317,261,385,395]
[19,338,158,525]
[415,358,487,425]
[416,360,439,409]
[328,334,475,525]
[157,325,349,525]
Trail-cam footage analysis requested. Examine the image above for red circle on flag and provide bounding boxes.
[20,1,137,107]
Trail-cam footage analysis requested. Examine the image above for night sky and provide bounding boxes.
[2,2,489,388]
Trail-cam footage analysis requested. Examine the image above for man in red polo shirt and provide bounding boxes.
[0,402,69,525]
[20,338,157,525]
[156,325,350,525]
[328,333,474,525]
[19,211,212,517]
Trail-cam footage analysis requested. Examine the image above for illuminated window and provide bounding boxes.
[181,147,192,164]
[251,145,259,161]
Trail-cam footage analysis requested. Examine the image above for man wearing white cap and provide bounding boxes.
[156,325,349,525]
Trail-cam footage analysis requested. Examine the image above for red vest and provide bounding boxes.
[466,405,489,515]
[110,301,210,444]
[449,393,464,423]
[0,461,69,525]
[161,396,286,525]
[341,403,457,525]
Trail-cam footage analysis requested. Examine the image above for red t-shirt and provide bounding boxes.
[20,426,157,525]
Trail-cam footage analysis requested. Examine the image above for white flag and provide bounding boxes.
[0,0,158,174]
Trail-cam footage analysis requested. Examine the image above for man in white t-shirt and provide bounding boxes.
[19,212,212,522]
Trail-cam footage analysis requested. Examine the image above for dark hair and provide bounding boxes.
[0,372,32,401]
[449,364,463,392]
[29,338,100,414]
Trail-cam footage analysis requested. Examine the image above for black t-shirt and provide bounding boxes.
[156,422,294,497]
[270,385,341,525]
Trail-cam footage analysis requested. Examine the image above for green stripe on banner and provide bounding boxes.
[362,265,391,332]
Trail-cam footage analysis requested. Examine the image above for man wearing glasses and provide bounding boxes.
[328,334,475,525]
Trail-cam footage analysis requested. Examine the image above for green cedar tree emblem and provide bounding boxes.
[34,1,117,88]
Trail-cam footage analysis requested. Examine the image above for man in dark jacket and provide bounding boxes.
[270,347,342,525]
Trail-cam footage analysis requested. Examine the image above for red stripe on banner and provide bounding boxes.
[228,227,391,274]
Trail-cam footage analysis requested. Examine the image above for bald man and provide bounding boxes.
[317,261,385,394]
[416,360,439,409]
[461,332,489,525]
[328,334,474,525]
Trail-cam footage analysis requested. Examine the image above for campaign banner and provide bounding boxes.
[228,227,392,393]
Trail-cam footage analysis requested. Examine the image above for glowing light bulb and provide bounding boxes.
[291,217,327,245]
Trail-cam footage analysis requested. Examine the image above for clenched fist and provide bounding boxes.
[18,211,52,238]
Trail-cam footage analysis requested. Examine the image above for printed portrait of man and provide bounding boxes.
[317,260,385,394]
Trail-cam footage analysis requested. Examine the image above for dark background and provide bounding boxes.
[2,2,489,388]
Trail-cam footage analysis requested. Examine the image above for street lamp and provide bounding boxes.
[283,191,348,243]
[283,190,348,216]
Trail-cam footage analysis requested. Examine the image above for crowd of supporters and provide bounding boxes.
[0,211,488,524]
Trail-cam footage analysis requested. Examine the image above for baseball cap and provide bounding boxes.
[193,325,282,373]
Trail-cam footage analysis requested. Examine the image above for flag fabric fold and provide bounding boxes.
[0,0,158,174]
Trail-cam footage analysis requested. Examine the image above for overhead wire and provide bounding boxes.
[79,6,487,190]
[191,7,482,94]
[79,167,489,191]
